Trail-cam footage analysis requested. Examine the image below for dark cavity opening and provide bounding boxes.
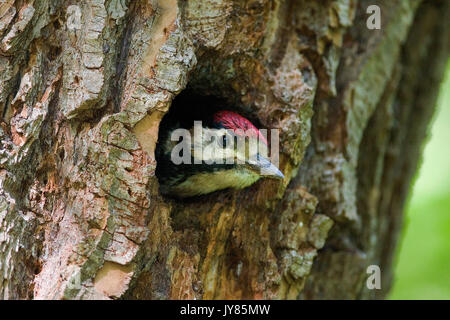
[155,91,230,192]
[155,90,264,198]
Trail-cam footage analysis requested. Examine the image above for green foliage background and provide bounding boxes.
[390,62,450,299]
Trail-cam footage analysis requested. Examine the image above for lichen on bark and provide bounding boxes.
[0,0,448,300]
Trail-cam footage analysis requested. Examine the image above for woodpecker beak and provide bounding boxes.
[247,155,285,180]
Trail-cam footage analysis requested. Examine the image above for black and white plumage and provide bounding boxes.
[156,109,284,198]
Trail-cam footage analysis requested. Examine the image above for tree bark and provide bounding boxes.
[0,0,448,299]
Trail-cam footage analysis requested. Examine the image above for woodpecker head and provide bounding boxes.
[156,110,284,198]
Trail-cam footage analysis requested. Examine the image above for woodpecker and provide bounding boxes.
[156,109,284,198]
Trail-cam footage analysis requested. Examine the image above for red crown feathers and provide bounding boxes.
[213,111,268,145]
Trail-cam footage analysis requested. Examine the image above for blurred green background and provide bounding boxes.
[390,61,450,299]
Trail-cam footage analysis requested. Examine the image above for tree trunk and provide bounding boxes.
[0,0,448,300]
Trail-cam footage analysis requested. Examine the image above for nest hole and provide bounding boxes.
[155,89,265,199]
[156,89,264,146]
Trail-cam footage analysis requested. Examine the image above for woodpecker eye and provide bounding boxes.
[218,133,230,148]
[221,135,228,148]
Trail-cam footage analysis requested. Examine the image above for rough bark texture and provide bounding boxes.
[0,0,448,300]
